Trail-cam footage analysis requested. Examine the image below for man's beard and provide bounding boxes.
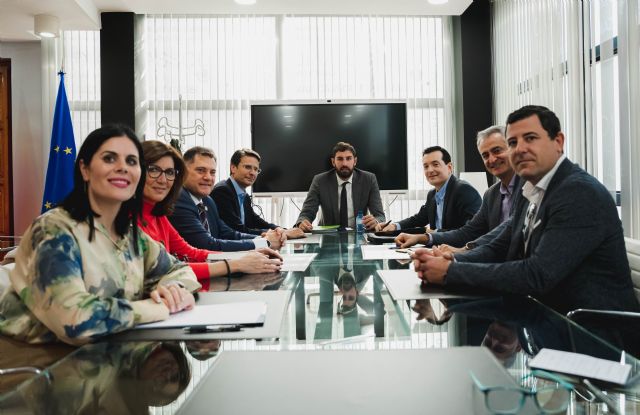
[336,166,353,179]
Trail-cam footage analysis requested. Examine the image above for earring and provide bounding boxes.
[84,181,88,194]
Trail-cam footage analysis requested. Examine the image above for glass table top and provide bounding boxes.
[1,232,639,414]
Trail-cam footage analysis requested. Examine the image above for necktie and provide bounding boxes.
[197,202,210,232]
[339,182,348,229]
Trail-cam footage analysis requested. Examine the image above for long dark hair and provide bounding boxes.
[141,140,186,216]
[61,124,146,253]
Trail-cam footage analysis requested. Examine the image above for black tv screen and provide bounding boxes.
[251,102,408,193]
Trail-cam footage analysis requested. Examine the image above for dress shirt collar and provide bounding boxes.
[229,177,247,196]
[188,189,203,206]
[522,154,566,203]
[500,174,517,196]
[435,176,451,203]
[336,172,354,186]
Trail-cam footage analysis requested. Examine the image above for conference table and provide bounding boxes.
[0,232,639,414]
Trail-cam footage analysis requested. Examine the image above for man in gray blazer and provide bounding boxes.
[413,105,640,313]
[396,125,519,249]
[296,142,385,231]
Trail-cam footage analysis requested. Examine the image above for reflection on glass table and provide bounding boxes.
[1,232,639,414]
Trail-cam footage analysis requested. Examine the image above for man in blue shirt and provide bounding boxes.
[212,148,304,238]
[378,146,481,232]
[395,126,519,249]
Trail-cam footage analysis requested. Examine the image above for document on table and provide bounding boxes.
[361,244,412,260]
[529,348,631,385]
[377,269,485,301]
[280,253,317,271]
[207,252,316,272]
[207,251,252,261]
[135,301,267,329]
[285,233,322,244]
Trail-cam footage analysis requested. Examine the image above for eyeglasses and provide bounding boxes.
[470,370,572,414]
[148,165,178,181]
[240,164,262,174]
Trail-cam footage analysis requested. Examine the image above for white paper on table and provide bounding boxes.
[285,234,322,245]
[207,251,253,261]
[280,253,317,271]
[135,301,267,329]
[529,348,631,385]
[361,244,412,260]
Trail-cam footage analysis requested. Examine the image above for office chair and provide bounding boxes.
[566,237,640,321]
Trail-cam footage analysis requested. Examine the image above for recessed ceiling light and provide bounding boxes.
[427,0,449,5]
[34,14,60,38]
[235,0,256,5]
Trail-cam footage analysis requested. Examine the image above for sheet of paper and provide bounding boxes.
[529,348,631,385]
[280,253,317,271]
[285,233,323,245]
[361,244,412,260]
[207,251,253,261]
[135,301,266,329]
[377,269,484,301]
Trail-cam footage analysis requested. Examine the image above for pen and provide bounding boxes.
[184,325,243,334]
[379,220,392,230]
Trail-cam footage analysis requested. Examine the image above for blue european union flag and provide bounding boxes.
[42,72,76,213]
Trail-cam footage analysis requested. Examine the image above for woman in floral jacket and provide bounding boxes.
[0,125,200,345]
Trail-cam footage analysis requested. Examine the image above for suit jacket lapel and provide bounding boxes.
[441,175,458,229]
[326,171,339,224]
[426,190,436,227]
[524,159,573,255]
[352,169,362,212]
[226,178,241,211]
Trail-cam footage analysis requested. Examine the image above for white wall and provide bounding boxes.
[0,41,45,236]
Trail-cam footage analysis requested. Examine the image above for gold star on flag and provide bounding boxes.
[54,146,60,152]
[64,147,73,155]
[44,201,52,210]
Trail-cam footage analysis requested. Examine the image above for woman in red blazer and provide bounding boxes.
[138,140,282,289]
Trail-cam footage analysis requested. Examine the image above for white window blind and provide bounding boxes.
[62,30,101,144]
[140,14,455,225]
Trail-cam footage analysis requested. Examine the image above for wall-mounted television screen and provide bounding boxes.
[251,101,408,193]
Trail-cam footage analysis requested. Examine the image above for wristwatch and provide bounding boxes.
[464,241,477,251]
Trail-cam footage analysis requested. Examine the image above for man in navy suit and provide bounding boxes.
[211,148,304,239]
[395,126,519,249]
[413,105,640,313]
[378,146,481,232]
[169,146,285,252]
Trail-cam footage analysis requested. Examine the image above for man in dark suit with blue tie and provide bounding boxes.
[169,146,284,252]
[211,148,304,239]
[395,126,519,249]
[378,146,482,233]
[413,105,640,313]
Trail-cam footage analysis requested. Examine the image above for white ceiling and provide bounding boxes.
[0,0,473,42]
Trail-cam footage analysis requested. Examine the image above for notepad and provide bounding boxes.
[529,348,632,385]
[361,244,411,260]
[206,252,316,271]
[135,301,267,329]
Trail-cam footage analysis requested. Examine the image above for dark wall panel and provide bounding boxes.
[100,12,135,129]
[460,0,493,174]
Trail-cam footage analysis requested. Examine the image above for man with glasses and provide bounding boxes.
[412,105,640,314]
[395,126,519,250]
[169,146,285,251]
[212,148,303,238]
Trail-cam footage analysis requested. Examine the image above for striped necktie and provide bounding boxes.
[197,202,210,232]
